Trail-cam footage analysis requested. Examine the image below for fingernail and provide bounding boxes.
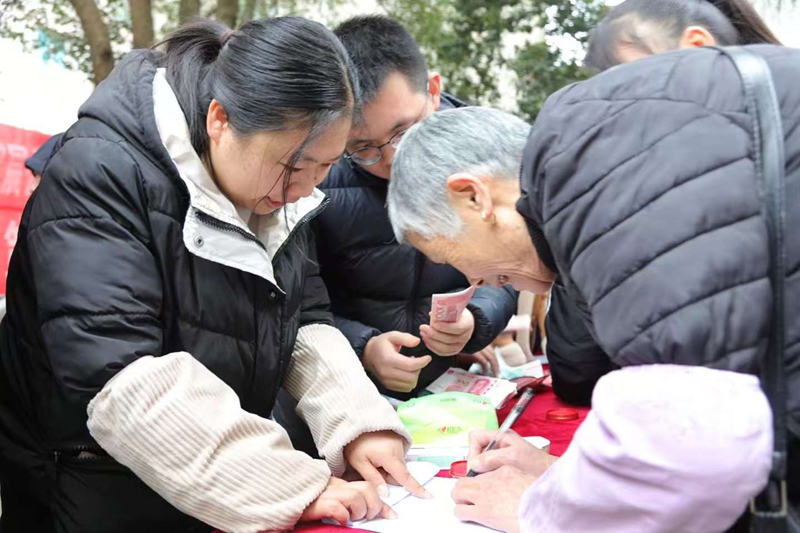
[423,489,434,499]
[388,509,398,520]
[378,484,389,498]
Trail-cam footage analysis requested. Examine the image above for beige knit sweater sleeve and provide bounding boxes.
[284,324,412,475]
[86,324,408,533]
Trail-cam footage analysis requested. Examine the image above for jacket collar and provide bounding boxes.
[152,68,325,290]
[517,124,557,275]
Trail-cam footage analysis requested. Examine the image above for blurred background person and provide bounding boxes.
[23,133,62,192]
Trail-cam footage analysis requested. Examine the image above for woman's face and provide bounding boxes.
[207,100,350,215]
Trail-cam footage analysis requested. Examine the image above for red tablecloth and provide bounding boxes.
[292,388,590,533]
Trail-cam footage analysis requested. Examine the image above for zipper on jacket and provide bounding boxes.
[273,197,330,260]
[55,443,108,463]
[243,196,330,404]
[61,444,111,461]
[195,210,267,252]
[270,197,329,394]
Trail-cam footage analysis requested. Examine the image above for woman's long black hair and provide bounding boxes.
[586,0,781,72]
[156,17,360,206]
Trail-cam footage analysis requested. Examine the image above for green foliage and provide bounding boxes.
[379,0,546,104]
[379,0,605,118]
[1,0,606,118]
[0,0,131,79]
[3,0,795,141]
[0,0,793,116]
[512,41,586,122]
[513,0,607,121]
[0,0,345,82]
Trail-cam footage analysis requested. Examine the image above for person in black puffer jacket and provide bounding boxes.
[316,16,517,399]
[544,0,782,408]
[387,44,798,531]
[0,17,424,533]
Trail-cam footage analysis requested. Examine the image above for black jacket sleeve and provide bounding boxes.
[546,285,613,406]
[463,285,519,353]
[332,315,381,358]
[28,137,163,398]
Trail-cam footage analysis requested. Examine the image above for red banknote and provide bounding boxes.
[430,286,475,323]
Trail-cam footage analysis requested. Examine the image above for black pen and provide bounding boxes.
[466,387,536,477]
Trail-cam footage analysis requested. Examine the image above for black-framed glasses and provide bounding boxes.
[344,100,429,166]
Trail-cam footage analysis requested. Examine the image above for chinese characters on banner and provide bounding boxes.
[0,124,50,294]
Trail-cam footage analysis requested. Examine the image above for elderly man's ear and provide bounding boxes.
[446,173,495,221]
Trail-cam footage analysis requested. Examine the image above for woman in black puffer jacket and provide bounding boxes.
[0,17,422,533]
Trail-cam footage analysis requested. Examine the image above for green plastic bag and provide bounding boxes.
[397,392,499,446]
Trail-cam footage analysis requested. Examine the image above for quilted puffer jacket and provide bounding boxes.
[518,45,799,515]
[0,51,344,532]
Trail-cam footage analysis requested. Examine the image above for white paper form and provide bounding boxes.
[374,462,441,507]
[325,462,493,532]
[354,477,492,533]
[323,462,440,527]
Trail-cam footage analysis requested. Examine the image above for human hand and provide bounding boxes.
[452,466,537,533]
[420,308,475,356]
[457,345,499,377]
[344,430,432,499]
[300,477,396,525]
[363,332,432,393]
[467,429,557,476]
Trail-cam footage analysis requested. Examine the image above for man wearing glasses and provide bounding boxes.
[310,16,516,399]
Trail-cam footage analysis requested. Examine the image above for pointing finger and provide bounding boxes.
[383,457,432,499]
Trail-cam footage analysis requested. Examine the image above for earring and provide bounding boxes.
[481,212,497,224]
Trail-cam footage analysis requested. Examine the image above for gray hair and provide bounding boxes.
[387,106,531,242]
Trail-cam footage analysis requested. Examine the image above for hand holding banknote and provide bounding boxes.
[421,287,476,356]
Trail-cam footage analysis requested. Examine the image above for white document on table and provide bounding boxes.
[374,461,440,507]
[329,461,493,532]
[355,477,491,532]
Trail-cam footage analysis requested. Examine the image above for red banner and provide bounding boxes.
[0,124,51,294]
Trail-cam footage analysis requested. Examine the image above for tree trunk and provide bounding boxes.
[178,0,200,23]
[216,0,239,29]
[129,0,155,48]
[241,0,258,24]
[69,0,114,85]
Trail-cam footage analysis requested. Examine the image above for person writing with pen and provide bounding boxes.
[385,3,798,530]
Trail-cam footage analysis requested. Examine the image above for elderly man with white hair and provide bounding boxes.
[386,45,799,533]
